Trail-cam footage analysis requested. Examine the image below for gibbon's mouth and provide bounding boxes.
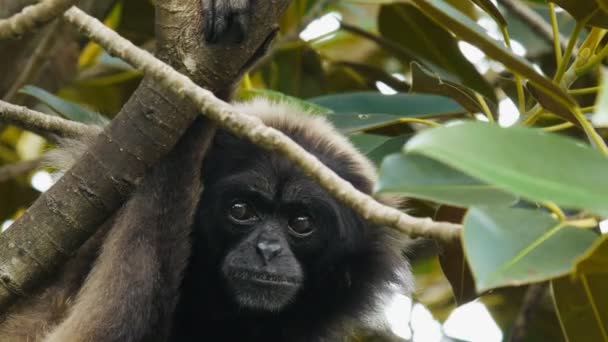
[228,268,302,287]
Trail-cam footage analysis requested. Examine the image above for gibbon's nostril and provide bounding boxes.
[256,241,282,262]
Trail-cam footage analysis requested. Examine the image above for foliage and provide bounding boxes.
[2,0,608,340]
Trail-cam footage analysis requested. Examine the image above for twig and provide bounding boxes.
[509,283,548,342]
[0,99,100,140]
[498,0,569,53]
[64,6,462,241]
[0,0,79,40]
[0,159,41,183]
[3,20,63,102]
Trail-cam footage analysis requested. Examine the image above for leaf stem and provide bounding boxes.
[576,42,608,76]
[396,118,440,127]
[475,93,495,123]
[569,86,601,96]
[566,218,598,229]
[571,106,608,156]
[554,21,585,83]
[542,122,574,132]
[548,3,562,67]
[543,201,566,221]
[502,28,526,115]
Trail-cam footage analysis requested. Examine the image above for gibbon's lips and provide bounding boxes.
[227,268,302,287]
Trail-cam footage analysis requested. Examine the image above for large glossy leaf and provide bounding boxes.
[378,3,495,101]
[411,0,575,109]
[309,92,465,116]
[552,274,608,341]
[464,207,598,291]
[376,153,517,207]
[326,113,407,134]
[405,122,608,216]
[19,85,108,125]
[410,62,486,114]
[349,134,410,166]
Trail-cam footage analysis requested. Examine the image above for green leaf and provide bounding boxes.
[378,3,495,101]
[237,89,332,115]
[19,85,108,125]
[410,62,487,114]
[405,122,608,216]
[309,91,466,116]
[327,113,406,134]
[376,153,517,207]
[349,134,410,166]
[552,0,608,28]
[471,0,507,28]
[410,0,575,109]
[552,274,608,342]
[464,207,598,291]
[435,206,477,305]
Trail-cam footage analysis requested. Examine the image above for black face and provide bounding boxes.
[195,127,400,317]
[202,167,352,311]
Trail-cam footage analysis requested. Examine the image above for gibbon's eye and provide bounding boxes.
[288,215,315,237]
[228,201,258,224]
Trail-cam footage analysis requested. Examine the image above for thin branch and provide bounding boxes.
[509,283,549,342]
[0,0,79,39]
[3,20,62,102]
[498,0,569,53]
[0,99,100,140]
[0,159,41,182]
[64,7,462,241]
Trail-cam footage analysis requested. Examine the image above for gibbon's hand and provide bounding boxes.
[202,0,251,44]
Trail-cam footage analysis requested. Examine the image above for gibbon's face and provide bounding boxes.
[198,127,375,312]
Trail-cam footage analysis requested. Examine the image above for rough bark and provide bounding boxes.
[0,0,290,311]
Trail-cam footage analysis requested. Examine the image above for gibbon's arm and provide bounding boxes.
[44,119,213,342]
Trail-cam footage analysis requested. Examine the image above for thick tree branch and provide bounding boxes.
[0,0,291,311]
[0,0,78,39]
[64,7,462,241]
[0,99,99,140]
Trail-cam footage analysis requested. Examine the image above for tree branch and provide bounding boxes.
[0,99,99,140]
[0,0,291,311]
[0,0,78,39]
[63,7,462,241]
[509,283,549,342]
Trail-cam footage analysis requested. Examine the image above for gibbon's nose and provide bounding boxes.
[256,240,282,263]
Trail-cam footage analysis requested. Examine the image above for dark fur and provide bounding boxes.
[170,110,408,341]
[0,100,410,341]
[0,1,410,339]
